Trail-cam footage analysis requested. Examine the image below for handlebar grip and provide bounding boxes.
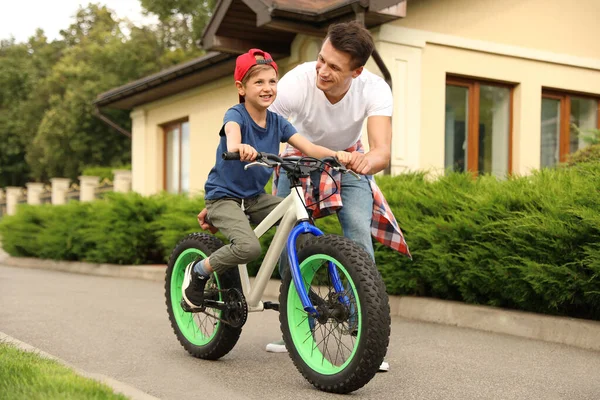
[222,152,241,160]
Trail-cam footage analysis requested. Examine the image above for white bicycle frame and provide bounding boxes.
[237,185,309,312]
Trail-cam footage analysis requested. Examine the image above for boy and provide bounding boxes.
[182,48,351,309]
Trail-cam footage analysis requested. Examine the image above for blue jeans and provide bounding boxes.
[276,170,375,277]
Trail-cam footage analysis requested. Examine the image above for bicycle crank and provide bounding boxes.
[180,288,248,328]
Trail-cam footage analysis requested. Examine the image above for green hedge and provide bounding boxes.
[81,165,131,181]
[1,163,599,320]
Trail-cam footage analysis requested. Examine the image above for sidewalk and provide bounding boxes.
[2,249,599,353]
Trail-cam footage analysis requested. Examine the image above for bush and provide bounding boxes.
[81,165,131,181]
[1,164,599,320]
[1,192,168,264]
[567,144,600,166]
[375,163,600,319]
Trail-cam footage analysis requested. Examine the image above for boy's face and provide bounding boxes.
[315,39,363,99]
[237,67,278,110]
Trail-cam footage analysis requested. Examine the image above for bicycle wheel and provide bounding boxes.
[165,232,243,360]
[279,234,390,394]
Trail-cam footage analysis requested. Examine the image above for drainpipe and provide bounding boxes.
[93,106,132,139]
[353,4,393,175]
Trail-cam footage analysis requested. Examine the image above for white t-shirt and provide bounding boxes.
[269,61,393,151]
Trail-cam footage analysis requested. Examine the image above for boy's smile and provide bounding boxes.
[238,68,278,110]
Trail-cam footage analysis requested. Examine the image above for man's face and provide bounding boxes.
[315,39,362,99]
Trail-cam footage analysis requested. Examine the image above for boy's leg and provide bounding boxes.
[183,198,259,308]
[206,199,262,273]
[336,173,375,260]
[245,194,284,224]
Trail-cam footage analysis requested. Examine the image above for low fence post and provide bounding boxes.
[26,182,45,205]
[6,187,23,216]
[51,178,71,205]
[0,188,5,217]
[79,176,100,202]
[113,170,132,193]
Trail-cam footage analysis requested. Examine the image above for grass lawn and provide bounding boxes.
[0,341,128,400]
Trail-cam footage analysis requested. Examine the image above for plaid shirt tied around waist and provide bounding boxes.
[273,142,411,258]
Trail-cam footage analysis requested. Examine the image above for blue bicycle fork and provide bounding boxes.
[286,221,348,316]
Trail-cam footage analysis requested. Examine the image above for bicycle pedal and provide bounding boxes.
[263,301,280,312]
[180,299,205,313]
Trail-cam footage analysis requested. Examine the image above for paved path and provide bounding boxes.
[1,265,599,400]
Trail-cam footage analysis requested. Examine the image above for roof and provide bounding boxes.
[95,0,406,110]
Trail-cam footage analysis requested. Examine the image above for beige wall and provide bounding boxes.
[395,0,600,59]
[130,0,600,195]
[375,20,600,176]
[131,79,237,196]
[419,44,600,175]
[130,34,324,196]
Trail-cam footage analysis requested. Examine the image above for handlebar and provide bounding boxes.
[221,151,359,178]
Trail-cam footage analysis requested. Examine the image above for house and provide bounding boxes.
[95,0,600,196]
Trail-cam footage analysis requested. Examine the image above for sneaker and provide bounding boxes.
[378,361,390,372]
[182,261,208,308]
[265,339,287,353]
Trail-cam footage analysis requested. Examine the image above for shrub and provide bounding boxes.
[81,165,131,181]
[567,144,600,166]
[1,165,599,320]
[375,164,600,319]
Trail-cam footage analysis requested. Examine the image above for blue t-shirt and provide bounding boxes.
[204,104,296,200]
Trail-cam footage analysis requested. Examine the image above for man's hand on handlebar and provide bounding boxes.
[335,151,352,165]
[347,151,372,175]
[197,208,219,234]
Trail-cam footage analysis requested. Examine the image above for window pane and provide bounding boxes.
[180,122,190,194]
[541,98,561,168]
[478,85,510,177]
[570,97,598,153]
[166,126,180,194]
[445,85,469,173]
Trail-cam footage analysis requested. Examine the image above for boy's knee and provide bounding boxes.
[232,238,262,263]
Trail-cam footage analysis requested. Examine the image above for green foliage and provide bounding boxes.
[565,128,600,166]
[567,144,600,166]
[81,165,131,181]
[0,3,210,186]
[2,164,600,320]
[141,0,217,50]
[0,32,65,186]
[0,193,167,265]
[374,164,600,320]
[150,193,206,257]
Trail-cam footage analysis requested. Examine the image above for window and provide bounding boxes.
[541,91,599,168]
[445,77,513,177]
[164,120,190,194]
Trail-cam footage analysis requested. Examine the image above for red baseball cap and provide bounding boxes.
[235,48,278,102]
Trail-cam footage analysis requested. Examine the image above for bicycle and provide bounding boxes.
[165,152,391,394]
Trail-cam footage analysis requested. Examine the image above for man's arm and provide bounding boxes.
[347,115,392,175]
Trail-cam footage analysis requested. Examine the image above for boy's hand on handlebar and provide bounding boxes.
[347,151,372,175]
[335,151,352,165]
[238,144,258,162]
[198,208,219,234]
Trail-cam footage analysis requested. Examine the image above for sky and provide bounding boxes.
[0,0,159,43]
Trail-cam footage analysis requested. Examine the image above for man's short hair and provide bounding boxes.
[325,20,374,69]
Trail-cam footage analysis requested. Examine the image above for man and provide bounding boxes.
[199,20,410,372]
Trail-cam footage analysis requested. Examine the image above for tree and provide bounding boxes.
[0,31,65,186]
[0,2,216,185]
[25,5,168,181]
[140,0,216,52]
